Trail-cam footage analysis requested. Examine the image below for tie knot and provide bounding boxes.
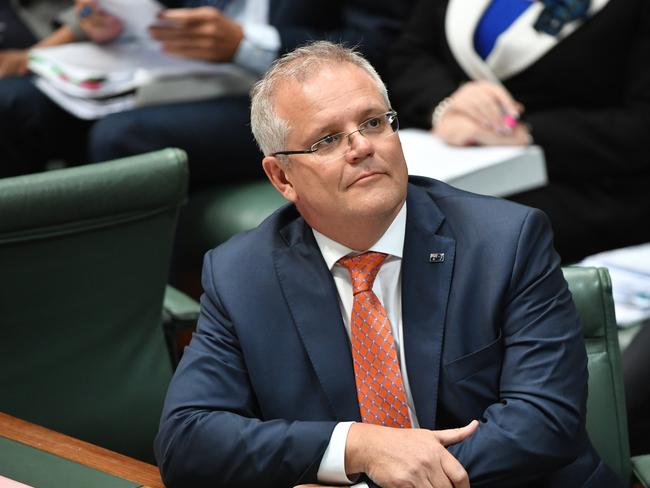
[338,252,387,294]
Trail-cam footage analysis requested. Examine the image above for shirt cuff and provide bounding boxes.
[317,421,358,484]
[233,22,280,75]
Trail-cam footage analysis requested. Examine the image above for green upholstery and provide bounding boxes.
[0,149,188,463]
[178,180,285,265]
[563,266,650,486]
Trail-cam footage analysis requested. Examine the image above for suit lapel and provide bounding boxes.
[401,184,455,430]
[274,216,361,422]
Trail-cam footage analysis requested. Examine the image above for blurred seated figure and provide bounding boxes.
[389,0,650,263]
[0,0,413,190]
[0,0,75,77]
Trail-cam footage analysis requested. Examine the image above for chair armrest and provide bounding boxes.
[163,285,200,324]
[162,286,200,368]
[632,454,650,487]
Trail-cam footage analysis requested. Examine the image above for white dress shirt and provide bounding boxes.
[313,204,420,486]
[223,0,281,75]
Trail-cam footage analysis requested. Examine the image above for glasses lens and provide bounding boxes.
[311,133,345,155]
[311,111,398,162]
[360,111,399,138]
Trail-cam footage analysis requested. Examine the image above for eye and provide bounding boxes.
[321,134,338,145]
[363,115,385,131]
[312,132,343,152]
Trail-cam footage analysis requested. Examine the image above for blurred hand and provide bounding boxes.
[345,420,478,488]
[0,49,29,78]
[444,80,524,134]
[435,111,530,147]
[76,0,123,43]
[149,6,244,62]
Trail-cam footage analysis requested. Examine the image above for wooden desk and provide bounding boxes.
[0,412,164,488]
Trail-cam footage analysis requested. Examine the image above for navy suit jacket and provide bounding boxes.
[155,177,620,487]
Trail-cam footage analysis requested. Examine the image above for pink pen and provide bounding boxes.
[502,113,518,129]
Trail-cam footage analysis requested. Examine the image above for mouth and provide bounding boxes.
[348,171,385,188]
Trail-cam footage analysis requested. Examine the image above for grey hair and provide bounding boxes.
[250,41,391,157]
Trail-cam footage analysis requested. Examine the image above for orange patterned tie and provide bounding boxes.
[338,252,412,428]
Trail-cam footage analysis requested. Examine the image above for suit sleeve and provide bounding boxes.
[446,209,589,486]
[154,251,337,488]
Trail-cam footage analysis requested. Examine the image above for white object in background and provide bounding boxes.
[399,129,547,197]
[581,243,650,326]
[98,0,164,42]
[28,41,256,119]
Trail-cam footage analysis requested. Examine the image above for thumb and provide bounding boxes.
[434,419,479,446]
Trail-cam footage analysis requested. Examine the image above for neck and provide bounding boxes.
[311,202,404,251]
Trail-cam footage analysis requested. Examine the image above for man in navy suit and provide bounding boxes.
[154,41,622,487]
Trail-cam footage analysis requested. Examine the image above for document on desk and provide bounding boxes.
[581,243,650,326]
[0,475,33,488]
[400,129,547,197]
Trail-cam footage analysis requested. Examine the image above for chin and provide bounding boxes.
[353,187,405,218]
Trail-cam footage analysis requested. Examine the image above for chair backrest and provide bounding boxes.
[0,149,188,463]
[563,266,632,483]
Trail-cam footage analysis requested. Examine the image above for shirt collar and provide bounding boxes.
[312,203,407,271]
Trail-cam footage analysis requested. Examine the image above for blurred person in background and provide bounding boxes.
[0,0,75,77]
[0,0,412,190]
[388,0,650,264]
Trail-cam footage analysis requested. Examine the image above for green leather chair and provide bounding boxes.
[563,266,650,486]
[0,149,188,463]
[177,180,285,269]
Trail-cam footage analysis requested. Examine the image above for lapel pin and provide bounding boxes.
[429,252,445,263]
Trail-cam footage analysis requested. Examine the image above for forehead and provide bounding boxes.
[274,63,386,128]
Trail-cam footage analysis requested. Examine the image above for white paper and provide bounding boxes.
[29,42,251,99]
[399,129,547,197]
[581,243,650,326]
[34,77,136,120]
[98,0,164,41]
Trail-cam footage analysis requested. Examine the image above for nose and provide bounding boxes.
[344,130,374,163]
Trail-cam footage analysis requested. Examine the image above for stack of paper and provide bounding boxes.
[27,0,255,119]
[29,41,254,119]
[400,129,547,197]
[581,243,650,326]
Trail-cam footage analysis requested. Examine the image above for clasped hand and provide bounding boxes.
[296,420,478,488]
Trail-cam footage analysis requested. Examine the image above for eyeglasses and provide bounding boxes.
[271,110,399,161]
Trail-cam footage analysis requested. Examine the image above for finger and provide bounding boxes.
[160,45,217,62]
[484,83,521,117]
[157,6,219,26]
[440,450,470,488]
[470,94,503,128]
[435,420,479,446]
[435,113,481,146]
[451,91,501,129]
[428,466,453,488]
[149,24,217,42]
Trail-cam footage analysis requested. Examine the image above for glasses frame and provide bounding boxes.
[271,110,398,158]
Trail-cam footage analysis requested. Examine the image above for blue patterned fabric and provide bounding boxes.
[535,0,591,36]
[474,0,532,59]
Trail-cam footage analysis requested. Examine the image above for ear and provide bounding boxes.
[262,156,298,203]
